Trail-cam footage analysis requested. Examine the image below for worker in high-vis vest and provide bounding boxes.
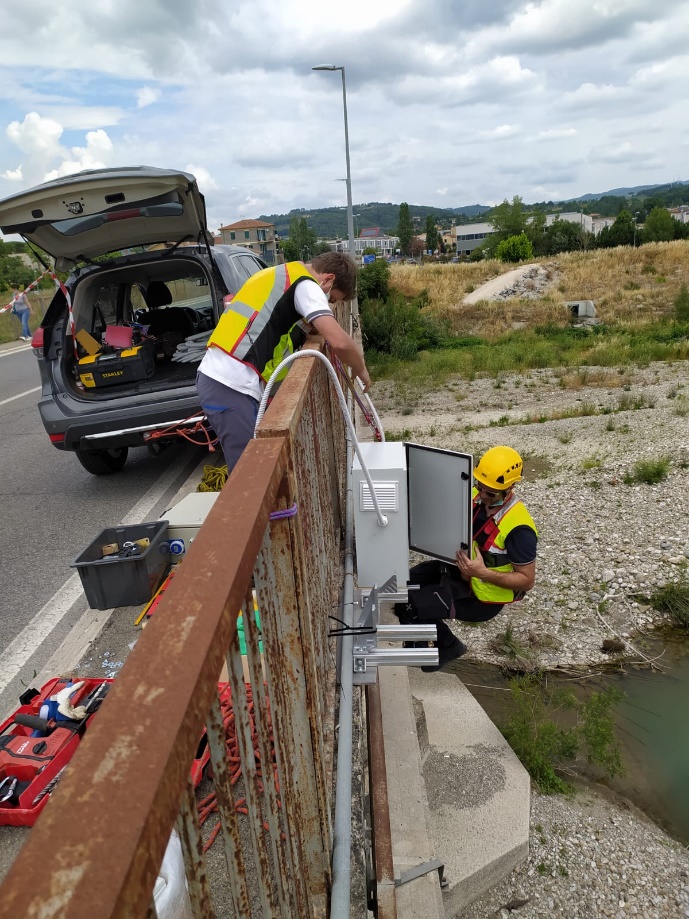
[197,252,371,472]
[394,446,538,672]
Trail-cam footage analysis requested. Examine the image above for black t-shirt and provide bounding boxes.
[473,502,537,566]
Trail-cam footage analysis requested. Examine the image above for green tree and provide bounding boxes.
[599,209,635,248]
[485,196,529,256]
[397,203,414,256]
[281,216,318,262]
[675,283,689,322]
[643,206,676,243]
[525,210,547,255]
[495,233,534,263]
[543,218,591,255]
[425,215,439,255]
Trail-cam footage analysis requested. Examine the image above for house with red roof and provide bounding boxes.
[216,219,279,264]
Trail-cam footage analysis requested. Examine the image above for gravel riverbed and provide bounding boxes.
[371,358,689,918]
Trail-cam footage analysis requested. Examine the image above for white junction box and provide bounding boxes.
[353,441,474,590]
[162,492,220,560]
[353,442,409,589]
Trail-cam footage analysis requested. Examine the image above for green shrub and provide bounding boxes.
[360,291,446,358]
[649,579,689,628]
[500,675,623,794]
[495,233,534,263]
[622,456,670,485]
[358,259,391,302]
[674,283,689,322]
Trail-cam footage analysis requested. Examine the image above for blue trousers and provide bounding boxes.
[15,307,31,338]
[196,371,259,473]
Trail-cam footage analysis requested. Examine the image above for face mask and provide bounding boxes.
[320,280,334,300]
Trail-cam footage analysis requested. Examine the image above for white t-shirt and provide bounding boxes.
[199,276,334,403]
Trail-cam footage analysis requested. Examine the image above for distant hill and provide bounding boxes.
[256,181,689,239]
[258,202,490,239]
[564,182,687,203]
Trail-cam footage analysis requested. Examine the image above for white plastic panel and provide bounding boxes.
[359,481,399,512]
[405,443,473,564]
[352,442,409,588]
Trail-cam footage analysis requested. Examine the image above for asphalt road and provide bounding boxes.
[0,340,209,718]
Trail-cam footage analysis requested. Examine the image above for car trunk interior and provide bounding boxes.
[62,256,216,400]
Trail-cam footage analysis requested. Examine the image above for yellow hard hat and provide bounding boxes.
[474,446,523,491]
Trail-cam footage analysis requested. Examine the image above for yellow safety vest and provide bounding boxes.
[207,262,318,383]
[470,489,538,604]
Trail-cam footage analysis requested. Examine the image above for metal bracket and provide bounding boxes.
[395,857,446,889]
[350,575,438,684]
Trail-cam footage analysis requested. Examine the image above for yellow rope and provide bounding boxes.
[196,464,228,492]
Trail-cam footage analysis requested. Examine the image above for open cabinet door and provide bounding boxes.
[406,442,473,564]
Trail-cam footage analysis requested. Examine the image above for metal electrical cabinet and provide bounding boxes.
[353,442,473,589]
[352,442,410,589]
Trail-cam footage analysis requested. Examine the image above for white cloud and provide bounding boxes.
[2,165,22,182]
[535,128,578,140]
[185,164,217,192]
[0,1,684,212]
[44,129,114,180]
[136,87,161,108]
[483,124,521,139]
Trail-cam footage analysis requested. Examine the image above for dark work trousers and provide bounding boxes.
[196,371,260,473]
[394,559,504,652]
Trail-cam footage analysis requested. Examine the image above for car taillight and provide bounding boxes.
[49,433,65,444]
[31,327,44,349]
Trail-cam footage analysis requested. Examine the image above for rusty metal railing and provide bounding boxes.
[0,336,353,919]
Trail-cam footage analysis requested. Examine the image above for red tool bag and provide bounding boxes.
[0,677,113,827]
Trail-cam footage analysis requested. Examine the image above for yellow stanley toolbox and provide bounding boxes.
[78,341,156,389]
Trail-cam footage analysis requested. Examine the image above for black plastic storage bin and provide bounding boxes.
[71,520,170,610]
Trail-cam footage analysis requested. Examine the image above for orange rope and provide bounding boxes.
[197,682,284,851]
[144,415,218,451]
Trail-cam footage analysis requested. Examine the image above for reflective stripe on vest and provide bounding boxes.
[207,262,316,381]
[470,489,537,604]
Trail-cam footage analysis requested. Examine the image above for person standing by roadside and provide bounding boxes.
[11,287,32,341]
[197,252,371,473]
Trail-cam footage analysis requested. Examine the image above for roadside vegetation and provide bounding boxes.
[0,240,53,343]
[359,240,689,389]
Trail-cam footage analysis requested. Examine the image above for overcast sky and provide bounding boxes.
[0,0,686,233]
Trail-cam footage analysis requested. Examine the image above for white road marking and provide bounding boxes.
[0,449,202,697]
[0,343,32,358]
[0,386,40,407]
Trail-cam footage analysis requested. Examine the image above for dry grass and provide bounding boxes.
[391,241,689,339]
[555,368,632,390]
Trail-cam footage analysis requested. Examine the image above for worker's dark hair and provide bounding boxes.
[310,251,357,300]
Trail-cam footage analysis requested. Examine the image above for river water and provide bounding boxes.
[451,637,689,844]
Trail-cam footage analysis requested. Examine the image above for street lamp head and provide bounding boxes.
[312,65,342,71]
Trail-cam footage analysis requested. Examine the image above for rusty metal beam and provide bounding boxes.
[366,682,397,919]
[0,437,288,919]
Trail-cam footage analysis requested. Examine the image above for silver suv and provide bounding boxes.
[0,166,265,474]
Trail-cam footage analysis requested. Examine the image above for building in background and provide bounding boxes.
[327,226,399,260]
[453,222,494,256]
[216,219,278,264]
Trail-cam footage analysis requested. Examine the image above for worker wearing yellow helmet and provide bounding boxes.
[395,445,538,672]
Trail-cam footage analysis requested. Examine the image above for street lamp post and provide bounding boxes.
[633,211,640,248]
[312,65,356,266]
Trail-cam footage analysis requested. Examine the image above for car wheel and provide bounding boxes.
[75,446,129,475]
